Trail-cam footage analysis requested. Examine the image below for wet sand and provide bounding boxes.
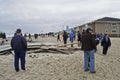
[0,37,120,80]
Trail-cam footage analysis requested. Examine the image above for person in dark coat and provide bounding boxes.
[24,33,27,38]
[57,33,61,42]
[81,27,96,73]
[34,34,38,39]
[82,29,86,35]
[101,34,111,55]
[63,31,68,47]
[28,33,32,42]
[77,31,82,47]
[2,32,7,42]
[11,29,27,72]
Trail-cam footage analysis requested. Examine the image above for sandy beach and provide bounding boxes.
[0,36,120,80]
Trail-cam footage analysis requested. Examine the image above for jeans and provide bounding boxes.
[14,50,26,71]
[84,49,96,72]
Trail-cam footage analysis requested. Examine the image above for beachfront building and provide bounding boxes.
[74,17,120,37]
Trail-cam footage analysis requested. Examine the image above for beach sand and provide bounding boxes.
[0,36,120,80]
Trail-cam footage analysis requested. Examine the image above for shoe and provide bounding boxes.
[21,68,26,71]
[84,68,89,72]
[16,70,19,72]
[90,71,96,74]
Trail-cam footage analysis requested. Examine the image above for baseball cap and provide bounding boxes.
[16,28,22,33]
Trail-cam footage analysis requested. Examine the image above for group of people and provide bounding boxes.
[10,28,111,74]
[58,27,111,74]
[24,33,39,42]
[62,29,76,47]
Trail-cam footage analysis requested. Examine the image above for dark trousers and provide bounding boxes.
[103,46,108,55]
[64,39,67,47]
[14,50,26,71]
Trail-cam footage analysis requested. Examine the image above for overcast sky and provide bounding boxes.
[0,0,120,35]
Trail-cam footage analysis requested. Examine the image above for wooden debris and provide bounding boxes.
[57,42,78,47]
[0,42,81,55]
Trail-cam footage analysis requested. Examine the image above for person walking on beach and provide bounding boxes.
[24,33,27,38]
[57,33,61,42]
[81,27,96,73]
[28,33,32,42]
[11,29,27,72]
[63,31,68,47]
[70,29,75,47]
[77,31,82,47]
[34,34,38,39]
[2,32,7,43]
[101,34,111,55]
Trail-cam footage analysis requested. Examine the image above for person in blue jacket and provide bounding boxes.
[11,29,27,72]
[70,29,75,47]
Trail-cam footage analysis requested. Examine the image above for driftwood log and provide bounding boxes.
[56,42,78,47]
[28,47,70,54]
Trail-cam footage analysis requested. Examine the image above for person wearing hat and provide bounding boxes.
[11,28,27,72]
[81,27,96,73]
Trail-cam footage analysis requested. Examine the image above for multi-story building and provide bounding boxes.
[74,17,120,37]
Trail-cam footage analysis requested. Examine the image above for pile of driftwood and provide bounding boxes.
[27,42,81,55]
[27,46,81,55]
[28,46,81,58]
[0,42,81,55]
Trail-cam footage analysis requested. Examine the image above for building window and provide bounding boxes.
[112,30,117,33]
[111,28,117,34]
[112,23,117,26]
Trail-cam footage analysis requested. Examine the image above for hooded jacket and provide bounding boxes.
[11,35,27,50]
[70,29,75,42]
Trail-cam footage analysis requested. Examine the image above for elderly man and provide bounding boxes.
[11,29,27,72]
[81,27,96,73]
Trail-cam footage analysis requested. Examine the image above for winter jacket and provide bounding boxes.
[101,37,111,47]
[63,31,68,41]
[77,32,82,41]
[11,35,27,50]
[81,32,96,51]
[70,29,75,42]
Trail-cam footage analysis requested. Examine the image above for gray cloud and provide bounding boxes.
[0,0,120,35]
